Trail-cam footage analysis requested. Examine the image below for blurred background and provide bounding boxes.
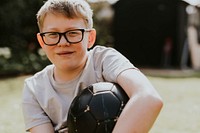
[0,0,200,133]
[0,0,200,77]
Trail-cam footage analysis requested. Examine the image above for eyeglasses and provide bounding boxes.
[40,29,91,46]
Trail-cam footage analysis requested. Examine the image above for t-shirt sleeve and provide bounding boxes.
[92,46,136,82]
[22,79,51,131]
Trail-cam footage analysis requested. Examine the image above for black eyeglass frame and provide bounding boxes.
[40,29,91,46]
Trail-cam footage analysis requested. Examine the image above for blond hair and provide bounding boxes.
[37,0,93,31]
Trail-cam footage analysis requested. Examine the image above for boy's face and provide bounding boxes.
[37,13,96,72]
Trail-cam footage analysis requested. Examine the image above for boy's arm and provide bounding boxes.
[113,69,163,133]
[30,123,54,133]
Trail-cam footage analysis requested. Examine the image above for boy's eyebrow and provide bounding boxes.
[41,27,87,32]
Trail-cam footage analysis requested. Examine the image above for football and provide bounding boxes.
[67,82,129,133]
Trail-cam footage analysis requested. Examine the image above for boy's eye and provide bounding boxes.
[67,31,81,36]
[46,33,59,38]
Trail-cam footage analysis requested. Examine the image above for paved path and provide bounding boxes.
[141,68,200,78]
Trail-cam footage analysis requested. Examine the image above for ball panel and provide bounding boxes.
[68,111,97,133]
[70,88,93,116]
[76,112,97,133]
[89,91,121,120]
[95,120,116,133]
[90,82,114,93]
[111,83,129,116]
[111,83,129,104]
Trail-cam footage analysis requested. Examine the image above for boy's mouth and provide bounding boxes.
[57,51,74,56]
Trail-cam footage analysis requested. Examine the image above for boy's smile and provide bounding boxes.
[56,50,75,57]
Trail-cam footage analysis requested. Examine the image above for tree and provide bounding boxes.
[0,0,50,75]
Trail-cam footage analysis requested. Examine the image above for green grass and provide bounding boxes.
[0,76,29,133]
[149,76,200,133]
[0,75,200,133]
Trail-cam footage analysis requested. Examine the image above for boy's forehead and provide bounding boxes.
[43,13,85,24]
[41,13,87,31]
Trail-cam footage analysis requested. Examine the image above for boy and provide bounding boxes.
[22,0,163,132]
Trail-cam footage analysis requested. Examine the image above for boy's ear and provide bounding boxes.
[37,33,45,48]
[87,29,96,49]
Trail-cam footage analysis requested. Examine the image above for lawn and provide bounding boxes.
[0,76,28,133]
[149,76,200,133]
[0,74,200,133]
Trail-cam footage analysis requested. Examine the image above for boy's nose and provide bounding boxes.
[58,35,70,47]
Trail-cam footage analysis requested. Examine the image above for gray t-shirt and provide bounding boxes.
[22,45,135,132]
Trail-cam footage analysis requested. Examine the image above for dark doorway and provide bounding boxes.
[112,0,185,68]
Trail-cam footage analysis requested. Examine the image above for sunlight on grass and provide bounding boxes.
[0,76,30,133]
[149,77,200,133]
[0,75,200,133]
